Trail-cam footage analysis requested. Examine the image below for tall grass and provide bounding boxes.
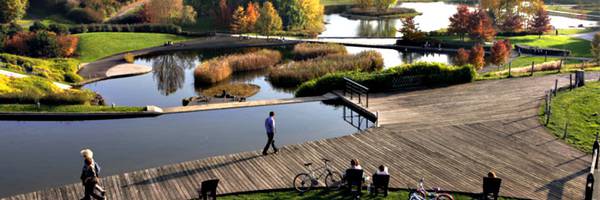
[292,43,347,60]
[268,50,384,87]
[194,49,282,84]
[0,53,82,83]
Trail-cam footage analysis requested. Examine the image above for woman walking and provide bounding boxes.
[80,149,105,200]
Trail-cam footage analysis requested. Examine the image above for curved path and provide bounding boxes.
[4,73,598,200]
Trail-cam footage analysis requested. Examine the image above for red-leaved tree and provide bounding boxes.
[448,4,471,41]
[455,48,470,66]
[468,9,496,42]
[499,12,523,32]
[491,40,509,67]
[529,7,551,38]
[469,43,485,70]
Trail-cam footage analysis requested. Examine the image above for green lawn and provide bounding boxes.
[76,32,191,62]
[542,81,600,153]
[0,104,145,113]
[510,56,560,68]
[499,35,592,58]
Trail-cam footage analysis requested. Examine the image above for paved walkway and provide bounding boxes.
[3,74,596,200]
[573,31,599,41]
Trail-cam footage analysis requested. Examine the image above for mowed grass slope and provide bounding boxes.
[501,35,592,58]
[76,32,190,62]
[543,81,600,153]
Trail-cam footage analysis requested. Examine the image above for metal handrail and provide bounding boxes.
[343,77,369,107]
[585,133,600,200]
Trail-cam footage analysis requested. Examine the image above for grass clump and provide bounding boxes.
[292,43,348,60]
[123,53,135,63]
[542,81,600,153]
[201,83,260,97]
[296,62,476,97]
[269,50,384,87]
[76,32,190,62]
[194,49,282,84]
[0,53,82,83]
[0,76,94,105]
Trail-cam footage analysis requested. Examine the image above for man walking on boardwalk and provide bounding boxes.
[263,111,278,155]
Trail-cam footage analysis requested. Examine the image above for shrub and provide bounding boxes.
[29,21,48,32]
[68,23,183,34]
[56,35,79,57]
[292,43,347,60]
[0,53,82,83]
[26,31,61,58]
[268,50,384,87]
[0,77,94,105]
[123,53,135,63]
[67,8,104,24]
[194,49,282,84]
[49,24,70,35]
[3,31,33,55]
[296,62,476,97]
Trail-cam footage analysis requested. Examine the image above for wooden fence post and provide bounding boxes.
[554,79,558,97]
[563,121,569,140]
[570,74,573,91]
[558,59,563,73]
[508,62,512,78]
[530,61,535,76]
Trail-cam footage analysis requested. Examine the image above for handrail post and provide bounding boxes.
[585,173,594,200]
[595,132,599,170]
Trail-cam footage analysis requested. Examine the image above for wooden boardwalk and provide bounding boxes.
[3,74,596,200]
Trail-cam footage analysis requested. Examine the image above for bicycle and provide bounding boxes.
[408,178,454,200]
[293,158,343,192]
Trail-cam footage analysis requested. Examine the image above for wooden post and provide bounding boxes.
[558,59,563,73]
[508,62,512,78]
[554,79,558,97]
[530,61,535,76]
[575,70,585,87]
[569,74,573,91]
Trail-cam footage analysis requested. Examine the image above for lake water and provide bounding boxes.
[84,46,452,107]
[320,2,599,37]
[0,102,373,197]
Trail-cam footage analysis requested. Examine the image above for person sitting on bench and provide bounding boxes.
[370,165,390,196]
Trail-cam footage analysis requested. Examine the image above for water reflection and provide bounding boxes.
[144,53,199,95]
[357,20,398,37]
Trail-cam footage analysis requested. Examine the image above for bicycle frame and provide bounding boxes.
[306,161,333,181]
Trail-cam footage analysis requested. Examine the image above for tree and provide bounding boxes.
[357,0,374,8]
[455,48,470,66]
[255,2,283,36]
[245,2,260,32]
[592,33,600,65]
[491,40,509,67]
[29,21,48,32]
[448,4,471,41]
[180,5,197,25]
[468,9,496,42]
[499,12,523,32]
[374,0,398,10]
[399,16,424,41]
[0,0,28,23]
[469,43,485,70]
[297,0,324,36]
[230,6,247,33]
[529,7,551,38]
[145,0,184,24]
[218,0,231,27]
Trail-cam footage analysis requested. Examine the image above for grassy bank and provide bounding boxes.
[269,50,384,87]
[542,81,600,153]
[293,43,347,60]
[0,54,82,83]
[0,104,144,113]
[295,62,475,97]
[500,35,592,58]
[0,76,94,105]
[76,32,191,62]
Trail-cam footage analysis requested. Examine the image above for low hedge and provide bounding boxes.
[295,62,476,97]
[69,24,183,35]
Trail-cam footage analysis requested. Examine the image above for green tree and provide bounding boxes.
[297,0,324,36]
[374,0,398,10]
[255,1,282,36]
[0,0,28,23]
[399,16,424,41]
[592,33,600,65]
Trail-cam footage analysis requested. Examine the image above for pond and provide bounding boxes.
[85,46,453,107]
[0,102,373,197]
[320,2,599,37]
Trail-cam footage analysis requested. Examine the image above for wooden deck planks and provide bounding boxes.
[2,73,596,200]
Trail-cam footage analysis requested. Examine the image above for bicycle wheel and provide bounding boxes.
[324,171,343,190]
[436,193,454,200]
[293,173,312,193]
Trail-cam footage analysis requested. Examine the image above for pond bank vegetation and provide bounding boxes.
[194,49,282,84]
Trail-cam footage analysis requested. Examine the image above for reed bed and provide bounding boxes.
[268,50,384,87]
[201,83,260,97]
[292,43,347,60]
[194,49,282,84]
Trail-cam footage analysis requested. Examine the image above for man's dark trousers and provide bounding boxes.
[262,131,278,154]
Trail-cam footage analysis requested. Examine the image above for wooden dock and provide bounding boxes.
[2,74,595,200]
